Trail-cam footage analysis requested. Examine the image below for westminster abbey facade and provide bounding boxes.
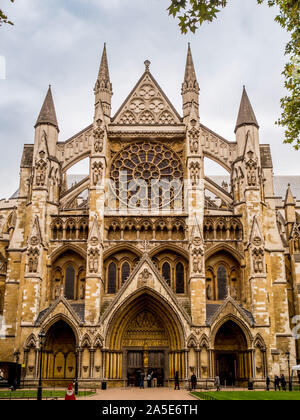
[0,44,300,388]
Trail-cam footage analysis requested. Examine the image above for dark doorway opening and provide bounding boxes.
[216,353,236,386]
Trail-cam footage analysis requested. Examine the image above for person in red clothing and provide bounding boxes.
[65,383,76,400]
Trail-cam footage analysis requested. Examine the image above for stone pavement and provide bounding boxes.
[78,387,198,401]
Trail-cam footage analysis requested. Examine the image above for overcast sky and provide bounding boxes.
[0,0,298,199]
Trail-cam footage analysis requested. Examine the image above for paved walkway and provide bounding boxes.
[78,387,197,401]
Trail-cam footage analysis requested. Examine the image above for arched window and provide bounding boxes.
[121,262,130,285]
[65,265,75,300]
[162,262,171,286]
[176,262,185,294]
[217,265,227,300]
[108,262,117,294]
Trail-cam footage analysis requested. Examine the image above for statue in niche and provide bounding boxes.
[206,282,213,300]
[189,125,200,154]
[79,280,85,300]
[92,162,103,186]
[246,151,258,187]
[54,280,61,299]
[189,162,201,187]
[253,248,264,273]
[88,249,99,274]
[231,283,238,300]
[192,248,203,274]
[94,119,104,153]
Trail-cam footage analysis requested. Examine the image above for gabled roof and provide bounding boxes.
[235,86,259,133]
[112,64,182,125]
[206,296,255,327]
[35,296,84,326]
[100,254,191,325]
[35,86,59,131]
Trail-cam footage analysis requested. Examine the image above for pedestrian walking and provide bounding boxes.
[147,372,152,388]
[191,373,197,391]
[140,371,145,389]
[280,374,287,391]
[214,375,221,392]
[174,371,180,390]
[274,375,281,391]
[266,376,270,391]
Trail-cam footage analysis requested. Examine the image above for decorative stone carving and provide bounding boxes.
[92,161,104,186]
[246,151,258,187]
[93,119,105,153]
[88,248,100,274]
[137,268,154,288]
[27,248,39,274]
[192,248,203,273]
[252,248,264,274]
[189,162,201,187]
[35,156,47,187]
[188,126,200,154]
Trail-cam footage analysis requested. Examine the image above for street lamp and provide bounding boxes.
[286,351,293,392]
[13,350,20,390]
[37,329,46,401]
[74,346,79,396]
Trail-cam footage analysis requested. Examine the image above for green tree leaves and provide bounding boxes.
[0,0,14,26]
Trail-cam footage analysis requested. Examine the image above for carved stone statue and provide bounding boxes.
[79,280,85,300]
[253,248,264,273]
[92,162,104,186]
[206,283,213,300]
[189,162,201,187]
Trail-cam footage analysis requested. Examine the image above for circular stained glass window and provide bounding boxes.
[110,141,183,209]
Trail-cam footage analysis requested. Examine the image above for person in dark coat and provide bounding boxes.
[174,371,180,390]
[266,376,270,391]
[280,374,287,391]
[140,371,145,389]
[191,374,197,391]
[274,375,281,391]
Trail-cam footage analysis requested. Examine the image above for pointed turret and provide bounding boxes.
[235,86,259,133]
[182,43,199,121]
[285,185,296,233]
[35,86,59,131]
[34,86,59,158]
[285,184,296,207]
[94,43,113,120]
[235,86,260,157]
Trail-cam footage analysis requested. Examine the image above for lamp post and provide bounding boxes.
[37,329,46,401]
[286,351,293,392]
[13,350,20,390]
[74,346,79,396]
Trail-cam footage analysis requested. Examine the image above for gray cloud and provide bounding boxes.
[0,0,297,198]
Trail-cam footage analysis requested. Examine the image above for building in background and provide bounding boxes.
[0,45,299,388]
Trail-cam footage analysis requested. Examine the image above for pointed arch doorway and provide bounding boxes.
[214,320,252,387]
[106,291,185,386]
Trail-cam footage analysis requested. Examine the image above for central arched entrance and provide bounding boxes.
[214,320,252,387]
[106,292,185,386]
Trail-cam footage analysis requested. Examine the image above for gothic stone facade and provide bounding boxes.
[0,45,299,388]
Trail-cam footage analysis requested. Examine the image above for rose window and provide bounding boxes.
[110,142,183,209]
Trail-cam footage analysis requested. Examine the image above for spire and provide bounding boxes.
[285,184,296,206]
[94,43,113,119]
[98,43,110,84]
[182,44,199,120]
[184,43,197,84]
[35,86,59,131]
[235,86,259,133]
